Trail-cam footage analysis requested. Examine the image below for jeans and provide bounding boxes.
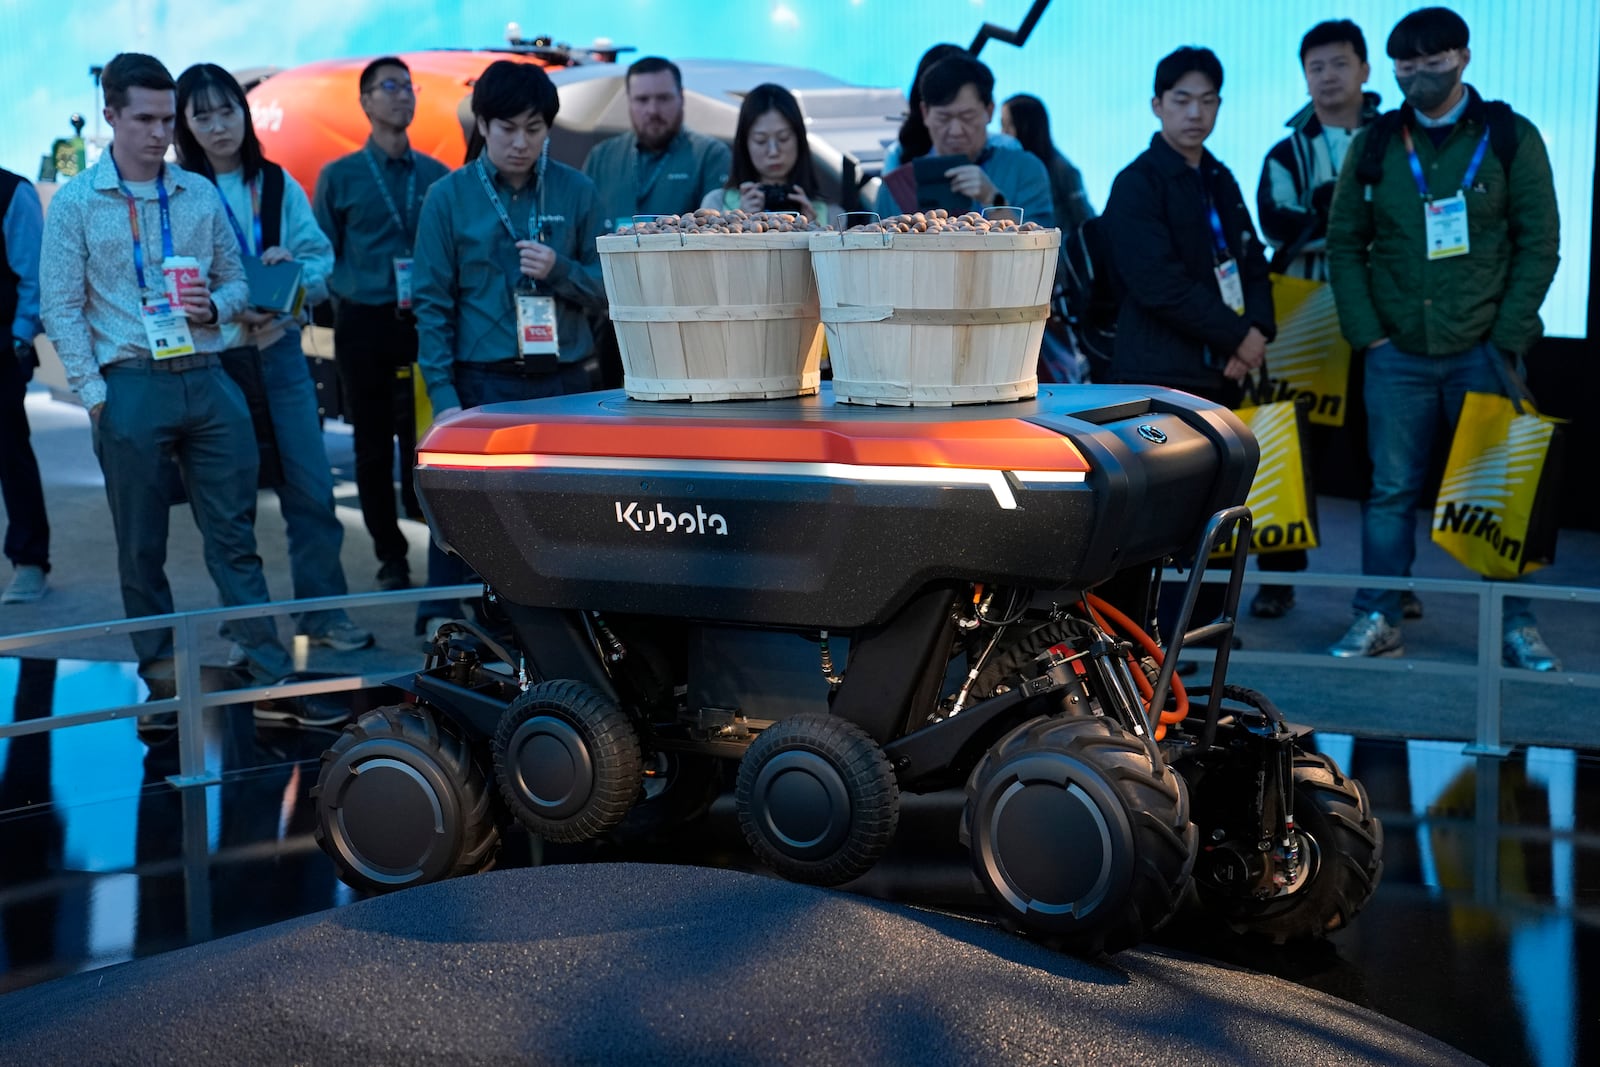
[94,360,292,684]
[256,329,352,635]
[334,302,419,566]
[416,359,600,628]
[0,347,49,570]
[1355,341,1533,629]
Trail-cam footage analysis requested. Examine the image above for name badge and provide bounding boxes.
[1214,258,1245,315]
[516,293,559,356]
[393,256,415,309]
[1425,194,1470,260]
[141,301,196,360]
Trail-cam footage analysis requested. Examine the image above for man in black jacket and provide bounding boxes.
[1101,47,1275,643]
[1103,47,1274,403]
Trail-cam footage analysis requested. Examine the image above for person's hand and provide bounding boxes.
[737,182,766,213]
[259,246,294,266]
[434,405,461,421]
[1222,356,1250,383]
[1234,326,1268,369]
[177,279,215,322]
[516,240,557,281]
[787,185,817,221]
[239,308,276,328]
[944,164,998,206]
[89,401,104,426]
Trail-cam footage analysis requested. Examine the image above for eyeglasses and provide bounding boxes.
[366,78,419,96]
[1394,51,1459,77]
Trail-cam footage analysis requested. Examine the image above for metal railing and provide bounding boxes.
[2,570,1598,782]
[0,585,479,786]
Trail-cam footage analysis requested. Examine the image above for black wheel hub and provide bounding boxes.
[322,741,463,889]
[501,714,596,820]
[746,749,852,860]
[970,752,1132,925]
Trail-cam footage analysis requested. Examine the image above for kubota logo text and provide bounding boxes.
[616,502,728,536]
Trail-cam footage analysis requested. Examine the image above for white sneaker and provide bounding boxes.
[225,642,249,668]
[1329,611,1403,659]
[1,565,48,603]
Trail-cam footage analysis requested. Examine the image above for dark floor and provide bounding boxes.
[0,656,1594,1067]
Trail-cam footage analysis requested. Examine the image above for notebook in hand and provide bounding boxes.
[246,259,306,316]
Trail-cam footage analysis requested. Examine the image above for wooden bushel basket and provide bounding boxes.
[807,228,1060,405]
[597,231,824,401]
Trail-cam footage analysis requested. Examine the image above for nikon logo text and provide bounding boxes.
[616,502,728,536]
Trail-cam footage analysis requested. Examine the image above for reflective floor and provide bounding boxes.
[1,654,1596,1067]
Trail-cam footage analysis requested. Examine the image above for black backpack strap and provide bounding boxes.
[259,163,285,250]
[1353,110,1404,187]
[1481,100,1520,176]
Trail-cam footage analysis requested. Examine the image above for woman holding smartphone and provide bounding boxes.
[700,83,834,224]
[175,63,373,664]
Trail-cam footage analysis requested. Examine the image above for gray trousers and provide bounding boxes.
[93,359,292,683]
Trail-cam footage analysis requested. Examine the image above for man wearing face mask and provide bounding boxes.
[1325,7,1560,669]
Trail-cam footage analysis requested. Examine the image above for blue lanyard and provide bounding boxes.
[363,147,418,247]
[1203,192,1231,262]
[1401,125,1491,201]
[216,175,262,257]
[112,156,175,295]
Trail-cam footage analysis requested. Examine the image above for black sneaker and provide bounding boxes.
[1402,591,1424,620]
[376,559,411,591]
[1250,585,1296,619]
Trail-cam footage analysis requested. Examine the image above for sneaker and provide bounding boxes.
[250,674,353,728]
[1503,626,1562,672]
[225,642,249,669]
[376,559,411,591]
[1249,585,1296,619]
[1402,591,1424,620]
[1330,611,1403,659]
[417,615,454,650]
[299,618,375,652]
[1,565,48,604]
[138,677,178,744]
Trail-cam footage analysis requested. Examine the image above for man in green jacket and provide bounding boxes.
[1325,7,1560,669]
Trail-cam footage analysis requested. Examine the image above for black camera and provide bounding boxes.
[761,183,799,212]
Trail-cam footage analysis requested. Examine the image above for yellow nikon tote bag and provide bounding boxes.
[1213,387,1319,558]
[1237,275,1351,427]
[1432,361,1565,579]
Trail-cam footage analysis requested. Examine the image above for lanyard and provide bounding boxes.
[363,147,417,244]
[475,147,547,244]
[1202,190,1230,261]
[112,156,174,295]
[634,146,671,208]
[1401,124,1491,201]
[217,174,262,256]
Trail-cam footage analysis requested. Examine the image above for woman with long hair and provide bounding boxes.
[1001,93,1095,232]
[700,83,834,224]
[175,62,373,660]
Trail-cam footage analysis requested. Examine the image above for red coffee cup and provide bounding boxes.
[161,256,201,308]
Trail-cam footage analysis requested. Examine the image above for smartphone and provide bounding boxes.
[761,183,799,211]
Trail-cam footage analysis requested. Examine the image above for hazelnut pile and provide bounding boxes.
[845,209,1046,234]
[617,209,826,235]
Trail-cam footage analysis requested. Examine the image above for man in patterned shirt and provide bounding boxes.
[40,52,292,710]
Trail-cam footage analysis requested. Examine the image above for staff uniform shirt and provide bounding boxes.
[413,155,608,413]
[583,129,731,234]
[313,139,449,305]
[39,154,248,410]
[2,176,43,344]
[874,139,1056,229]
[213,165,334,348]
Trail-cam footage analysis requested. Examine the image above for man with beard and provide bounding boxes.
[1325,7,1560,668]
[582,56,731,234]
[313,56,449,593]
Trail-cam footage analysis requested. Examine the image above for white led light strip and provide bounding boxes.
[416,452,1087,510]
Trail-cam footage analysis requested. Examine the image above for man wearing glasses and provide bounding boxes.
[313,57,449,594]
[1325,7,1561,669]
